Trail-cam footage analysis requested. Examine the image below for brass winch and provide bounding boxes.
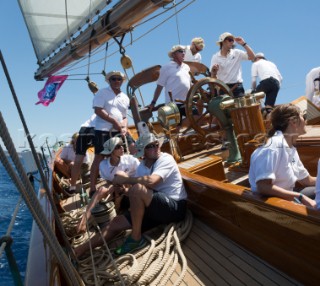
[157,102,181,130]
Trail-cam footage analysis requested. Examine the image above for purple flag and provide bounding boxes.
[36,75,68,106]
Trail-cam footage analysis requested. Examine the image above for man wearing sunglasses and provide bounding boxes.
[149,44,198,128]
[74,132,187,258]
[90,71,134,197]
[210,32,255,98]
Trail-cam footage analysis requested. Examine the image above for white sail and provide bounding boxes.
[18,0,109,63]
[17,0,174,80]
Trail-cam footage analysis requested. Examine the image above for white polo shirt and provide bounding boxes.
[249,131,309,192]
[60,143,89,164]
[99,154,140,181]
[135,152,187,200]
[184,45,202,63]
[81,114,96,128]
[210,49,248,84]
[157,61,191,104]
[251,59,282,84]
[93,86,129,131]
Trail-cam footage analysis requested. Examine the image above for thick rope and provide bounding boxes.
[61,207,193,285]
[0,116,83,285]
[0,50,77,265]
[0,196,23,258]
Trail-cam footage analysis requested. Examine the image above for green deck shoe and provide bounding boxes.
[115,235,146,255]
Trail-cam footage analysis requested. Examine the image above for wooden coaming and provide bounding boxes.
[180,168,320,285]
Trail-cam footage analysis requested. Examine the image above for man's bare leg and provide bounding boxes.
[74,215,131,258]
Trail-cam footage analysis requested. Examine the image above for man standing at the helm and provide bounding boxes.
[210,32,255,98]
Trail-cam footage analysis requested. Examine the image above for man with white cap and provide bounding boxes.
[184,37,205,63]
[149,45,196,127]
[90,71,134,197]
[74,132,187,257]
[210,32,255,98]
[251,52,282,108]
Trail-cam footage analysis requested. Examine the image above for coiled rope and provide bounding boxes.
[61,207,193,285]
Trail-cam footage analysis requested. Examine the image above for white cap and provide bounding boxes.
[105,71,126,83]
[168,45,186,58]
[100,137,123,155]
[216,32,234,46]
[134,133,164,158]
[255,52,265,59]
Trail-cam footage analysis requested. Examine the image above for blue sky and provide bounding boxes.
[0,0,319,151]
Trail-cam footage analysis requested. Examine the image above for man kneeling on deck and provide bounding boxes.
[74,132,187,258]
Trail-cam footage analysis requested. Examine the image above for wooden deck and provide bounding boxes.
[178,218,301,286]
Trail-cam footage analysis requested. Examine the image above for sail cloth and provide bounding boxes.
[36,75,68,106]
[18,0,108,63]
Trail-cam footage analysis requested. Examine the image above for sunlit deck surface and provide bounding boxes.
[177,218,301,286]
[60,140,303,285]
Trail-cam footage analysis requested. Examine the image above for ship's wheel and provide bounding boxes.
[185,77,233,137]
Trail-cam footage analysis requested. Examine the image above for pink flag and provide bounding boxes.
[36,75,68,106]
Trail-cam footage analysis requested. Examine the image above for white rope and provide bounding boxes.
[0,196,23,258]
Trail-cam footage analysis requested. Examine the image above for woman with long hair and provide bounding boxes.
[249,103,316,207]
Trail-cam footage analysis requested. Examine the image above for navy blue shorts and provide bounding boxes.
[75,127,95,155]
[124,191,187,232]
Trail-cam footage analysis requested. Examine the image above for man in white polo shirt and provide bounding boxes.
[251,52,282,109]
[210,32,255,98]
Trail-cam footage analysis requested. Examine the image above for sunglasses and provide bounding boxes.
[110,77,123,82]
[145,142,160,150]
[225,37,234,42]
[176,49,185,54]
[114,144,124,150]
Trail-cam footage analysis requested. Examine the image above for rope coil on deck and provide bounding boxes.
[61,207,193,285]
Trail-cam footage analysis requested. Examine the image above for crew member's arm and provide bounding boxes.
[113,173,162,189]
[299,175,316,186]
[95,107,122,131]
[256,179,316,207]
[149,85,163,111]
[235,36,255,61]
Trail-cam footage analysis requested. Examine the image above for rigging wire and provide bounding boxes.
[103,42,109,73]
[57,0,194,78]
[173,1,181,44]
[64,0,73,47]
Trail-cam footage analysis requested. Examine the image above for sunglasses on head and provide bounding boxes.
[145,142,160,150]
[114,144,124,150]
[176,49,185,54]
[225,37,234,42]
[110,77,123,82]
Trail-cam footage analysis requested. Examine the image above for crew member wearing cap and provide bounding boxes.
[77,137,140,233]
[149,45,196,128]
[90,71,134,196]
[74,132,187,258]
[251,52,282,108]
[210,32,255,98]
[184,37,205,63]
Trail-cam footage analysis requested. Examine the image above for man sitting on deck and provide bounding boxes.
[74,132,188,257]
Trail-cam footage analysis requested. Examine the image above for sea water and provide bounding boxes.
[0,161,34,286]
